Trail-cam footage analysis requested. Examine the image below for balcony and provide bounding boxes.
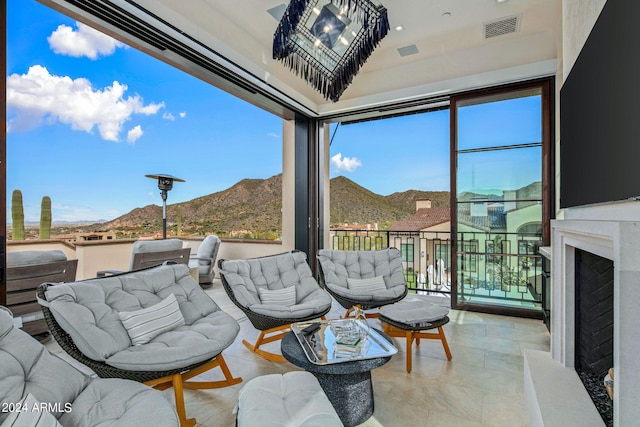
[329,228,544,312]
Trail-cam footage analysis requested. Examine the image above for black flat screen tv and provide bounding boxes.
[560,0,640,208]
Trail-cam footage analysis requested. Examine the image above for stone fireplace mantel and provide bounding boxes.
[526,217,640,426]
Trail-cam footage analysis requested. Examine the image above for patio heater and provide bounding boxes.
[145,173,185,239]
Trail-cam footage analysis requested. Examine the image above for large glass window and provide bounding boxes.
[452,84,549,313]
[6,0,283,241]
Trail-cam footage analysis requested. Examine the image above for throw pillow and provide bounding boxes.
[119,293,185,345]
[257,286,297,306]
[0,393,63,427]
[346,276,387,295]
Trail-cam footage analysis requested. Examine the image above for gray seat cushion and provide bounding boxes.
[44,263,239,371]
[129,239,183,270]
[7,250,67,266]
[0,307,178,427]
[236,372,343,427]
[219,251,332,319]
[59,378,178,426]
[379,295,449,324]
[317,248,407,302]
[0,308,90,421]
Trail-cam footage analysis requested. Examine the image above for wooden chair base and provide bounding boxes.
[344,304,379,319]
[242,324,292,362]
[383,324,452,373]
[144,355,242,427]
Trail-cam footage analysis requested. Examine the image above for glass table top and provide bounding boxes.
[291,319,398,365]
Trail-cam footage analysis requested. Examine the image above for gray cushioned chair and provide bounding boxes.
[6,250,77,341]
[317,248,408,317]
[218,250,332,362]
[188,235,220,288]
[37,263,242,427]
[97,239,190,277]
[0,306,179,427]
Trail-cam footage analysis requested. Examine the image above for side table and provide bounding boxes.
[281,329,393,427]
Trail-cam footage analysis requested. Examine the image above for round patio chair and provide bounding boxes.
[317,247,408,318]
[218,250,332,362]
[37,263,242,427]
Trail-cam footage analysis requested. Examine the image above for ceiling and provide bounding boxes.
[39,0,562,119]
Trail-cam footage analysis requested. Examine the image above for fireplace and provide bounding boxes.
[546,217,640,426]
[574,248,613,425]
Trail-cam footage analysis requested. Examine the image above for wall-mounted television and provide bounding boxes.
[560,0,640,208]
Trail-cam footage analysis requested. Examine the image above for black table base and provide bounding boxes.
[281,330,393,427]
[315,370,374,426]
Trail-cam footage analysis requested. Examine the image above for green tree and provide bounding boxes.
[11,189,25,240]
[40,196,52,239]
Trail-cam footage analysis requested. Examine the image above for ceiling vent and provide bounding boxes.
[397,44,419,57]
[484,15,520,39]
[267,4,286,21]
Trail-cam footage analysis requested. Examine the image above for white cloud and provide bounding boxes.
[267,132,280,138]
[163,112,175,121]
[48,21,125,59]
[127,125,143,143]
[6,65,164,141]
[331,152,362,172]
[179,112,186,118]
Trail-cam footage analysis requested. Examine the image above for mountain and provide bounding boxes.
[328,176,449,228]
[86,174,450,237]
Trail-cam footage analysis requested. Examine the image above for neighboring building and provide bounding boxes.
[75,231,117,242]
[50,231,117,243]
[389,199,451,289]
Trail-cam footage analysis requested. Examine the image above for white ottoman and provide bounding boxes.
[236,371,343,426]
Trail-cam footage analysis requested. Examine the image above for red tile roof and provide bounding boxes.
[389,207,450,231]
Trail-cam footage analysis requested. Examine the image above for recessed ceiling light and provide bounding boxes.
[496,0,509,3]
[395,25,404,31]
[442,12,451,18]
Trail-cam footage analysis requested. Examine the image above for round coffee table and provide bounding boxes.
[281,329,393,427]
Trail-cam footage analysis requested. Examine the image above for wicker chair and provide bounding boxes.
[0,306,179,427]
[37,263,242,427]
[218,250,332,362]
[317,248,408,318]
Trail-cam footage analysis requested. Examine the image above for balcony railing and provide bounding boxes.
[329,228,544,308]
[8,229,543,309]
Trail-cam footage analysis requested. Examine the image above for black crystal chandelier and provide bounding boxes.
[273,0,389,102]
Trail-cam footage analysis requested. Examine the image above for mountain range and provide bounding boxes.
[81,174,450,238]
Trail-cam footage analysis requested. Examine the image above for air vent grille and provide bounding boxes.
[397,45,419,57]
[484,15,520,39]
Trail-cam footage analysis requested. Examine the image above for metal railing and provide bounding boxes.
[328,228,544,308]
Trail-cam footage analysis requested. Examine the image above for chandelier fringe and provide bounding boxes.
[273,0,389,102]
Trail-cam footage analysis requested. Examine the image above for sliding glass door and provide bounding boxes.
[450,80,552,315]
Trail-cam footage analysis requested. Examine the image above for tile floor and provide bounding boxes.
[45,281,550,427]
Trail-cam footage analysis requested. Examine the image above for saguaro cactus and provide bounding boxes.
[11,189,25,240]
[40,196,52,239]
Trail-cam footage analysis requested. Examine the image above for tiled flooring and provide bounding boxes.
[45,281,550,427]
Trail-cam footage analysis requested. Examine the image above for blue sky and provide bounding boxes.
[7,0,283,222]
[6,0,540,224]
